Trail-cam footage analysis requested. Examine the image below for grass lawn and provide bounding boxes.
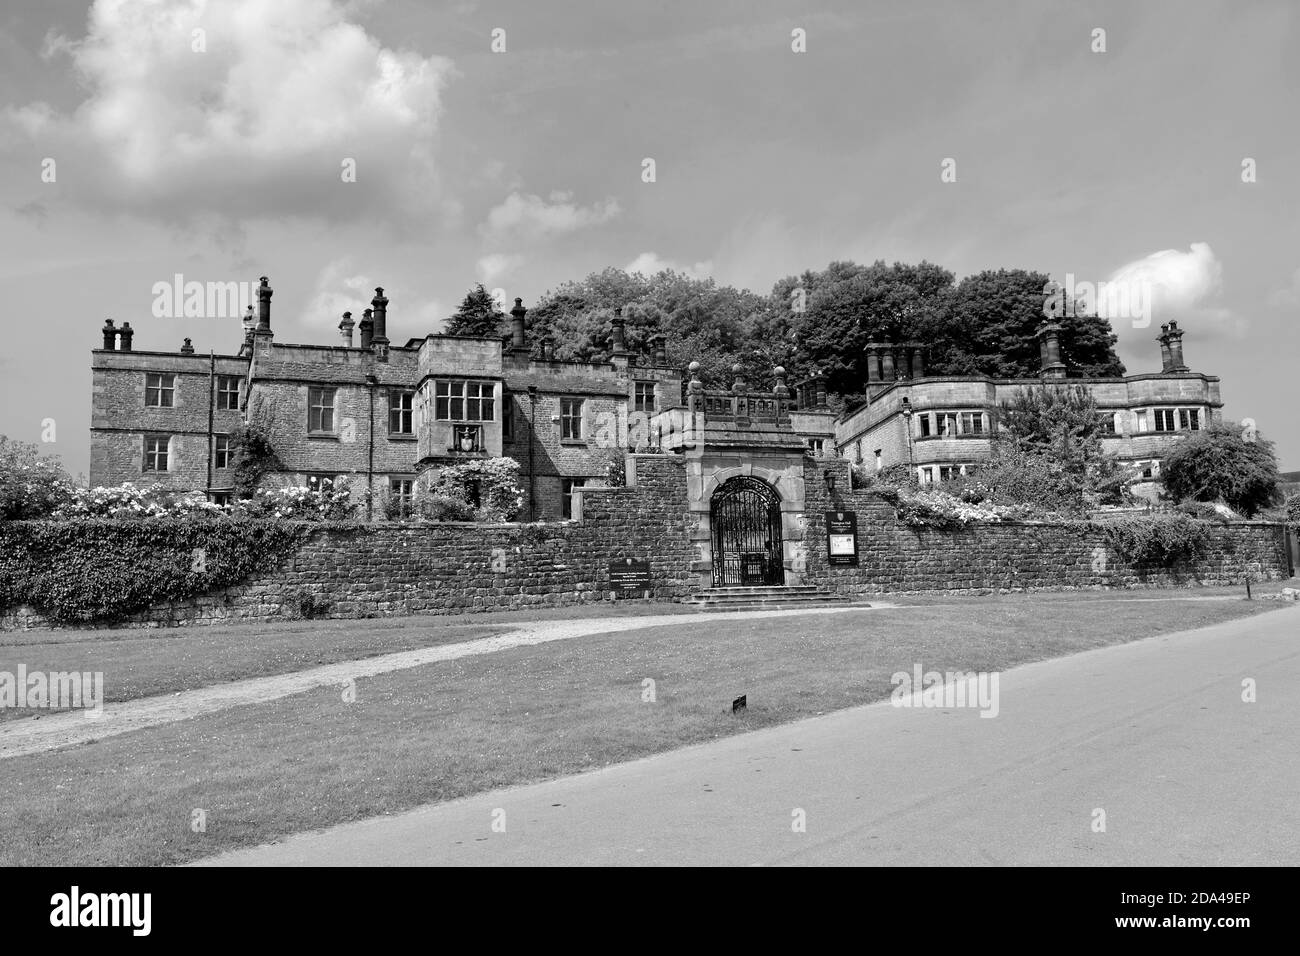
[0,600,736,722]
[0,595,1282,866]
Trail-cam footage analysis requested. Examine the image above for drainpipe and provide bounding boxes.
[528,386,538,520]
[206,350,216,498]
[366,374,378,520]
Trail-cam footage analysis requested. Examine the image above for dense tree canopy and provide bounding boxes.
[1159,422,1280,516]
[512,260,1126,400]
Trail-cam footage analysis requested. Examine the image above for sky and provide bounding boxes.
[1,0,1297,479]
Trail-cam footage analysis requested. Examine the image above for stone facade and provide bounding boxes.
[839,322,1223,491]
[90,280,682,520]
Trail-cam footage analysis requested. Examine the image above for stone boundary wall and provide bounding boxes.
[799,459,1292,593]
[1,455,694,632]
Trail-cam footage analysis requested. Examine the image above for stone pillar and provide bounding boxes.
[773,366,789,399]
[101,319,116,350]
[911,345,925,379]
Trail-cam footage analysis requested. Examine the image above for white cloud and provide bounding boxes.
[476,253,524,287]
[298,259,375,329]
[480,191,620,242]
[625,251,713,279]
[299,258,444,337]
[7,0,455,222]
[1102,242,1242,338]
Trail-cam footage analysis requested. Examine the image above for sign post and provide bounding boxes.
[825,511,859,567]
[608,557,652,599]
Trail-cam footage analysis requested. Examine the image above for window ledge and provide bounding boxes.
[387,433,417,441]
[307,432,340,440]
[561,439,589,447]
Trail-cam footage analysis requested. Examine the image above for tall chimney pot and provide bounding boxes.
[119,322,134,351]
[510,297,527,351]
[256,276,273,333]
[101,319,116,350]
[340,311,355,347]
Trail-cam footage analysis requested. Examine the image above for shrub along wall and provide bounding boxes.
[1,455,695,630]
[800,459,1292,594]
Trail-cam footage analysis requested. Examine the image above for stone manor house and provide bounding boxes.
[90,277,1220,585]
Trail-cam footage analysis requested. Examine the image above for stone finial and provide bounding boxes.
[731,362,747,395]
[773,365,789,398]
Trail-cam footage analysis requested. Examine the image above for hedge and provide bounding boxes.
[0,519,311,624]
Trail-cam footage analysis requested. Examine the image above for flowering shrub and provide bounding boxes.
[233,482,356,521]
[890,488,1035,529]
[56,483,225,520]
[426,458,525,521]
[0,437,76,520]
[415,494,478,522]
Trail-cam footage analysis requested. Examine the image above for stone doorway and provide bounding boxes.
[710,476,784,586]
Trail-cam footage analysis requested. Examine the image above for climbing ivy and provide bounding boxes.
[0,519,310,624]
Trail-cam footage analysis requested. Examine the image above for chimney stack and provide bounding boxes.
[541,335,555,361]
[180,337,195,355]
[1037,321,1066,379]
[340,311,355,347]
[651,334,667,365]
[865,342,882,385]
[1158,320,1187,372]
[370,287,389,361]
[101,319,116,350]
[610,310,628,354]
[509,297,528,352]
[256,276,273,333]
[119,322,134,351]
[910,344,925,379]
[880,342,896,382]
[359,308,374,349]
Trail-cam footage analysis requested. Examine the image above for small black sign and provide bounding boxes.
[609,558,652,596]
[825,510,859,567]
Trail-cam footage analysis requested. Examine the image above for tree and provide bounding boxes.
[445,284,506,338]
[989,385,1133,509]
[0,436,74,519]
[949,269,1124,378]
[1159,422,1280,516]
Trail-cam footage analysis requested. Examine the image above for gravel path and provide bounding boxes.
[0,606,884,761]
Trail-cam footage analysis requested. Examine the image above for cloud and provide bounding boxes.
[6,0,455,223]
[476,253,524,288]
[624,251,713,279]
[299,257,444,337]
[298,259,375,330]
[1101,242,1242,338]
[480,191,620,242]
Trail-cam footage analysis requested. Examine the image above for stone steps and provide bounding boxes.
[678,585,866,612]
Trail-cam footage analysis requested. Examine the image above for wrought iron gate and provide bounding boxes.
[710,477,784,586]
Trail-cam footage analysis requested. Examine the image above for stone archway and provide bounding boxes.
[709,476,784,586]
